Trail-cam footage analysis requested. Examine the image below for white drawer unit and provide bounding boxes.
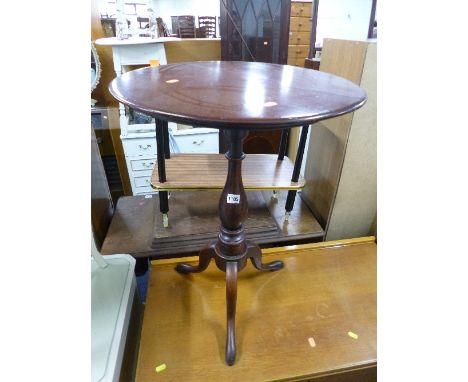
[122,128,219,195]
[173,130,219,153]
[129,158,156,172]
[133,174,152,188]
[122,137,157,157]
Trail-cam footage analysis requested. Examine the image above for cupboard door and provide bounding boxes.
[220,0,291,64]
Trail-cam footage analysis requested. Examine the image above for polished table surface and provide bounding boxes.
[136,237,377,381]
[109,61,366,129]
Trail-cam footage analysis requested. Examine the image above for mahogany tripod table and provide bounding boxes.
[109,61,366,365]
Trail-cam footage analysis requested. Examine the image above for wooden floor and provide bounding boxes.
[135,238,377,381]
[151,154,306,190]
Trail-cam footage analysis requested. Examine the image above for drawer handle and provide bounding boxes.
[298,23,303,26]
[192,140,204,145]
[138,144,152,150]
[142,162,154,168]
[145,179,150,183]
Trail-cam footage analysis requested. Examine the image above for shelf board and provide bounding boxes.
[151,154,305,191]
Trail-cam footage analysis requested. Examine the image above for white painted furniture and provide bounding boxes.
[91,254,136,382]
[95,37,219,194]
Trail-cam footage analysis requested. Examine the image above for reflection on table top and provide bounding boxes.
[109,61,367,129]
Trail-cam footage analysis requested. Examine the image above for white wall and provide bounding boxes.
[149,0,220,34]
[316,0,372,46]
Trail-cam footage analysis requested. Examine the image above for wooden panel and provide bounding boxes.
[287,126,301,162]
[289,16,312,32]
[288,44,310,59]
[164,39,221,64]
[136,239,376,381]
[150,154,306,190]
[302,39,369,227]
[288,31,311,45]
[291,1,312,17]
[326,42,377,240]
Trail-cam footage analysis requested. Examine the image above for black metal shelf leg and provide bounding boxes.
[156,119,169,227]
[285,124,310,220]
[277,128,290,160]
[163,120,170,159]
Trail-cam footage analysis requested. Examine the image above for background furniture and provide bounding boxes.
[91,253,142,382]
[198,15,217,37]
[91,127,114,249]
[287,0,313,68]
[302,38,377,240]
[94,37,221,195]
[135,237,377,380]
[92,107,127,201]
[176,15,196,38]
[136,16,149,29]
[220,0,292,155]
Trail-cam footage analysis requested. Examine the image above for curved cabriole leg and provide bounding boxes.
[247,242,284,271]
[225,261,238,366]
[176,245,214,273]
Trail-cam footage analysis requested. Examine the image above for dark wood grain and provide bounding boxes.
[135,239,376,381]
[109,61,366,129]
[151,190,278,246]
[100,191,324,258]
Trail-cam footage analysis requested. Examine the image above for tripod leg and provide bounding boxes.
[248,242,284,271]
[225,261,238,366]
[175,246,213,273]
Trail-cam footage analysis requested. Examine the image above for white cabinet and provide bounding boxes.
[95,37,220,195]
[122,128,219,194]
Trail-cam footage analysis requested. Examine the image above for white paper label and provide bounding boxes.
[144,194,153,199]
[227,194,240,204]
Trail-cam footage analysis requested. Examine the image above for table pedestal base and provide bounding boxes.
[175,129,285,365]
[176,238,283,365]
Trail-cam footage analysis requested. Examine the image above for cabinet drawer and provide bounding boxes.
[288,31,310,45]
[129,158,156,172]
[291,2,312,17]
[133,175,153,189]
[174,132,219,153]
[288,44,310,59]
[289,16,312,32]
[287,57,305,67]
[122,137,157,156]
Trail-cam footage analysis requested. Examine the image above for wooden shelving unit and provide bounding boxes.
[150,153,306,191]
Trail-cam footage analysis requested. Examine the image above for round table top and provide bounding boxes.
[109,61,367,129]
